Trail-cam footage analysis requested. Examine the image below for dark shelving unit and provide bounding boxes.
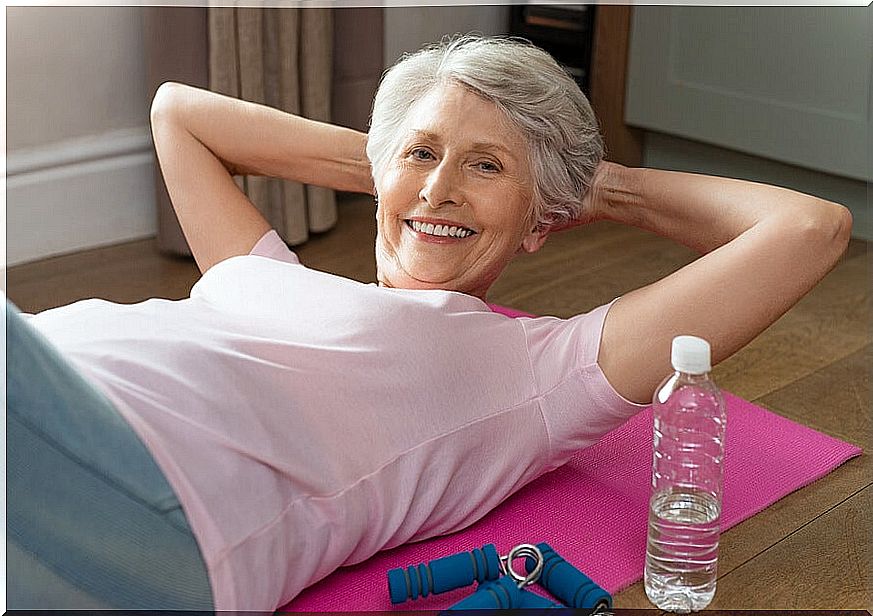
[509,4,596,96]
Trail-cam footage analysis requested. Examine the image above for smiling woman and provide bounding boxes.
[367,36,603,298]
[368,36,603,234]
[374,82,542,297]
[7,34,851,612]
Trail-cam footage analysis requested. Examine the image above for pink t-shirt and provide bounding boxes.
[25,230,646,611]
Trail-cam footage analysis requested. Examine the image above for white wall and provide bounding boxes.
[6,7,156,266]
[383,6,510,67]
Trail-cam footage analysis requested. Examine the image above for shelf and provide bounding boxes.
[510,5,596,94]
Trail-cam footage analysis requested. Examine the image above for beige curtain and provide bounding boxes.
[208,8,337,246]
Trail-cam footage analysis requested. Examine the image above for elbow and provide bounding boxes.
[795,200,853,262]
[150,81,187,127]
[822,201,852,254]
[835,203,853,247]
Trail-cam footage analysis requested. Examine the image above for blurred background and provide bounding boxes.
[6,5,870,270]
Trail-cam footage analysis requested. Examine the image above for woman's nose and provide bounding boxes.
[419,162,463,209]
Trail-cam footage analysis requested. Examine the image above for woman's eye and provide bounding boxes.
[476,161,499,173]
[411,148,434,161]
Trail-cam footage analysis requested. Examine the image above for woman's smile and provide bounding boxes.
[402,217,478,242]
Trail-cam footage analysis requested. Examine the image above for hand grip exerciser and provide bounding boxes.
[524,542,612,611]
[387,544,502,603]
[445,544,560,611]
[443,575,562,610]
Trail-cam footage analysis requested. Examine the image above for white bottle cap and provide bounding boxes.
[671,335,712,374]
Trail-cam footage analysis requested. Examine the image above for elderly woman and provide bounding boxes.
[7,36,851,611]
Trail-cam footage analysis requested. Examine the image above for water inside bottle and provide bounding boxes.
[645,488,720,613]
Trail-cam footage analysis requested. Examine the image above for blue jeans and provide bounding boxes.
[6,298,215,610]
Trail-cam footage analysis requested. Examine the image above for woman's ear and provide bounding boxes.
[520,226,549,254]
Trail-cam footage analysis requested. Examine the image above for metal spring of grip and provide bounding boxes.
[499,543,544,588]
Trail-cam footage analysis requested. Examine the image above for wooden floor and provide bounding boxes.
[7,194,871,611]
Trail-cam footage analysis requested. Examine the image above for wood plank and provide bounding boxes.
[293,193,377,283]
[4,195,379,313]
[613,578,658,609]
[596,578,718,611]
[712,248,870,400]
[709,486,872,610]
[490,221,697,316]
[699,347,870,603]
[755,345,870,448]
[5,238,201,314]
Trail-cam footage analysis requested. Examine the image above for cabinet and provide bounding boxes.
[625,6,871,183]
[510,5,596,95]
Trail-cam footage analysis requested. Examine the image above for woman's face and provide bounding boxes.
[374,82,548,299]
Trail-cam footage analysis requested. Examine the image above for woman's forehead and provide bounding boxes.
[401,83,526,152]
[405,128,516,157]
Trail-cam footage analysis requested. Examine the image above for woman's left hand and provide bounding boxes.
[577,160,614,224]
[546,160,614,234]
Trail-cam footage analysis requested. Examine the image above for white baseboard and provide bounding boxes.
[6,127,158,267]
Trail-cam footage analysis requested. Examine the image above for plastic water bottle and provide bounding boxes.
[644,335,726,613]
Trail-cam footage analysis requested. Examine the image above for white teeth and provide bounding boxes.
[407,220,474,238]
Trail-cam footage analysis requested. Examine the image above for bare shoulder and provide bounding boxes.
[596,290,663,405]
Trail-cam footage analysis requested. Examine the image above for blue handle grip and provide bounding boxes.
[518,586,564,609]
[388,544,502,603]
[444,576,562,611]
[524,543,612,611]
[445,576,522,610]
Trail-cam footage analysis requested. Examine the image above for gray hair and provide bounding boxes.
[367,34,604,230]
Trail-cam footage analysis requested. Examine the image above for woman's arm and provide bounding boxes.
[150,81,373,273]
[585,162,852,404]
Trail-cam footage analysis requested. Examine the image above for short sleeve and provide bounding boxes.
[521,298,649,461]
[249,229,300,265]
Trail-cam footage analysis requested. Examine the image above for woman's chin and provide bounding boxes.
[402,274,459,291]
[382,265,464,292]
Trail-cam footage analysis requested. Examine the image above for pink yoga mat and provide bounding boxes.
[280,307,862,612]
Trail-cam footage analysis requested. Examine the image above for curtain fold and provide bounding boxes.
[143,7,210,257]
[208,8,336,246]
